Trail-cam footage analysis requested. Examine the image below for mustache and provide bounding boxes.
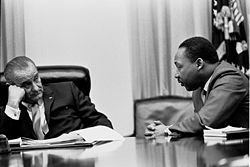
[29,89,43,96]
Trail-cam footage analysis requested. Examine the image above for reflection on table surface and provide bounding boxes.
[0,136,248,167]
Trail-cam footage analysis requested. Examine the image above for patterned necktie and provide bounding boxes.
[32,104,45,139]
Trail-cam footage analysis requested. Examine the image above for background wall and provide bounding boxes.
[24,0,133,136]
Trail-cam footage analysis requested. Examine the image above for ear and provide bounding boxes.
[195,58,204,71]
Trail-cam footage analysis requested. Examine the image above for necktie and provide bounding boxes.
[32,104,45,139]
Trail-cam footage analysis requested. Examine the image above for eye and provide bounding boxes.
[34,77,38,82]
[174,62,182,69]
[21,82,32,89]
[176,65,182,70]
[34,74,40,83]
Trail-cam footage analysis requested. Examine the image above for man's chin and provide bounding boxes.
[185,86,198,92]
[34,95,43,102]
[183,85,192,91]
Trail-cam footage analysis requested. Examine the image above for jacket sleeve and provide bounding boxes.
[0,106,22,139]
[70,82,113,128]
[169,71,248,134]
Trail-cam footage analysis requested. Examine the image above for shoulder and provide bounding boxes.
[43,81,78,95]
[209,61,249,90]
[214,61,246,76]
[212,61,248,81]
[44,81,74,89]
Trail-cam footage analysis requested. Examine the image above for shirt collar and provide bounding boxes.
[22,101,30,109]
[203,76,212,92]
[22,99,44,109]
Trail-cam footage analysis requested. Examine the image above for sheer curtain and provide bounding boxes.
[128,0,212,100]
[0,0,25,72]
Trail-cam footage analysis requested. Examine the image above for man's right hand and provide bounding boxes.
[7,85,25,109]
[144,120,168,137]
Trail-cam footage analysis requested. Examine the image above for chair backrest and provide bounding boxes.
[0,65,91,106]
[134,96,194,138]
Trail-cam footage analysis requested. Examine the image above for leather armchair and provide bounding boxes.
[134,96,194,138]
[0,65,91,106]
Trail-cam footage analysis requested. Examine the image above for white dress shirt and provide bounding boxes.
[4,100,49,136]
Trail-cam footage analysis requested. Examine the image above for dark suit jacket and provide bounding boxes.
[169,61,249,134]
[0,82,113,139]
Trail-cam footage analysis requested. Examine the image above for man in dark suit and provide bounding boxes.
[145,37,249,137]
[0,56,113,139]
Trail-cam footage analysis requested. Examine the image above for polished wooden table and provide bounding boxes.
[0,136,248,167]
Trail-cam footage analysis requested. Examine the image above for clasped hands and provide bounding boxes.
[144,120,172,138]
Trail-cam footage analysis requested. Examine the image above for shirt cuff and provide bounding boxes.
[163,125,172,136]
[5,105,21,120]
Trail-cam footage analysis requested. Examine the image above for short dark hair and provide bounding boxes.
[178,36,219,64]
[4,56,36,84]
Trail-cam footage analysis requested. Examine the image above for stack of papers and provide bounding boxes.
[203,126,248,138]
[8,126,124,151]
[203,126,249,145]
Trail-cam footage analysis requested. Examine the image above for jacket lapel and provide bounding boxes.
[42,86,54,125]
[19,104,38,138]
[192,87,204,112]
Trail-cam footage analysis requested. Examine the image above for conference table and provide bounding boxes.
[0,136,248,167]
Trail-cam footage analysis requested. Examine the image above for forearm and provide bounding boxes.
[88,113,113,128]
[0,106,21,139]
[169,112,204,134]
[72,82,113,129]
[78,102,113,128]
[170,80,248,134]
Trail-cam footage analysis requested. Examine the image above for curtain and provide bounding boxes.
[0,0,25,72]
[128,0,212,100]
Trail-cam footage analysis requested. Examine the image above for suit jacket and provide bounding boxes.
[0,82,113,139]
[169,61,249,134]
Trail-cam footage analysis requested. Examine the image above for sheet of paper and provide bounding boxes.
[204,125,246,132]
[8,137,22,145]
[70,126,124,142]
[9,126,124,148]
[22,133,83,145]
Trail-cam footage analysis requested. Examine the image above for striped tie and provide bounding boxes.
[32,104,45,139]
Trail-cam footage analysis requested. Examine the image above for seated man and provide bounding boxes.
[145,37,249,137]
[0,56,113,139]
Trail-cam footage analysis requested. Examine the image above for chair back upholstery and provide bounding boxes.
[0,65,91,106]
[134,96,194,138]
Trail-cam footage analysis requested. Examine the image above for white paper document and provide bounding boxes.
[8,126,124,149]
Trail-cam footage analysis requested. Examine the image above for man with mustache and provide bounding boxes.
[145,37,249,137]
[0,56,112,139]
